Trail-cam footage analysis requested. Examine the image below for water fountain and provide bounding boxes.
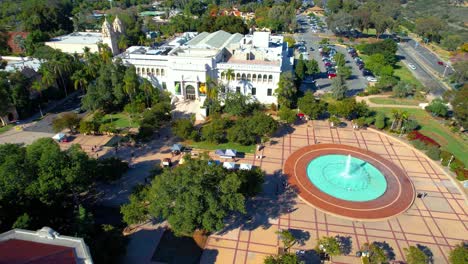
[306,154,387,201]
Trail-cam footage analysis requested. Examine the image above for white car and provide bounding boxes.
[408,63,416,70]
[366,76,378,82]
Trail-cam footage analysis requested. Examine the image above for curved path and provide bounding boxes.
[284,144,415,221]
[356,94,421,109]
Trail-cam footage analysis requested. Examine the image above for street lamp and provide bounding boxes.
[443,61,451,78]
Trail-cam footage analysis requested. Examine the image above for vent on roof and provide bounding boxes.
[36,227,60,240]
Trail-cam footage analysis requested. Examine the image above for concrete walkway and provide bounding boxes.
[356,94,422,109]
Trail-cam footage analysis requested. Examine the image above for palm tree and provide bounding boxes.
[123,68,139,102]
[205,76,219,100]
[397,111,409,132]
[138,35,146,46]
[390,109,401,130]
[98,43,112,64]
[118,35,128,51]
[71,69,89,92]
[31,81,45,117]
[140,79,154,108]
[222,68,235,89]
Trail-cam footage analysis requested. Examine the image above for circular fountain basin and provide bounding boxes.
[307,154,387,202]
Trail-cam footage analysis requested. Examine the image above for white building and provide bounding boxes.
[45,17,123,55]
[117,30,293,105]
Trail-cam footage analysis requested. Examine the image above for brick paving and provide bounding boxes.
[284,144,415,220]
[200,120,468,264]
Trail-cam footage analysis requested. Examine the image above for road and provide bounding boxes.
[403,38,454,76]
[397,45,447,96]
[295,15,368,95]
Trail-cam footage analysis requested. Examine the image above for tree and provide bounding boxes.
[227,119,257,145]
[449,242,468,264]
[450,84,468,128]
[276,229,297,252]
[172,119,195,140]
[415,17,445,42]
[214,15,248,34]
[123,66,139,101]
[425,99,448,118]
[393,81,412,98]
[264,253,301,264]
[224,93,257,116]
[121,195,148,226]
[316,236,342,260]
[298,91,326,119]
[275,72,297,109]
[306,59,319,76]
[295,54,306,80]
[404,246,428,264]
[12,213,31,229]
[249,112,278,137]
[146,156,249,236]
[331,77,347,100]
[202,117,229,143]
[334,53,346,67]
[452,61,468,84]
[327,0,343,13]
[362,242,388,264]
[284,36,296,48]
[52,112,80,133]
[337,66,352,80]
[279,107,297,124]
[0,80,12,126]
[441,35,463,51]
[222,69,235,87]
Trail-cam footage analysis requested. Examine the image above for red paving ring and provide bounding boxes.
[284,144,415,221]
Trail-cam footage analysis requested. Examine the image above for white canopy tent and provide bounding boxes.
[239,163,253,171]
[223,162,236,170]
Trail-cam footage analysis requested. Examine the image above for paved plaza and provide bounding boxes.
[200,120,467,264]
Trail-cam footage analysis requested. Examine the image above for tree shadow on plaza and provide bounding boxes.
[290,229,311,246]
[219,171,298,234]
[373,241,396,261]
[297,250,321,264]
[417,244,434,264]
[335,235,353,255]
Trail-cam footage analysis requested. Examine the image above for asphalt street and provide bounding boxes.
[404,39,454,76]
[397,45,447,96]
[295,15,368,95]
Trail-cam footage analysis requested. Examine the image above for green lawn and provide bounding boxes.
[372,107,468,166]
[393,62,423,88]
[0,124,13,134]
[363,28,377,36]
[369,97,423,106]
[102,113,138,128]
[188,141,256,154]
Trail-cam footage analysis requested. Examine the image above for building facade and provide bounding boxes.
[45,17,123,55]
[117,30,293,105]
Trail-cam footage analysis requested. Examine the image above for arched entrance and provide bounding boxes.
[185,85,196,100]
[7,113,14,122]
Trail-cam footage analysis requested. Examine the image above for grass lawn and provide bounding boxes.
[102,113,138,128]
[394,62,423,88]
[369,97,423,106]
[372,107,468,166]
[187,140,256,154]
[364,28,377,36]
[0,124,13,134]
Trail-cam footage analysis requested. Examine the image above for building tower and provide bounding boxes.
[101,17,119,55]
[112,16,125,36]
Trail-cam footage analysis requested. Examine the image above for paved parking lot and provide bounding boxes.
[295,15,367,95]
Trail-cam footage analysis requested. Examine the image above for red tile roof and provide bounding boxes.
[0,239,77,264]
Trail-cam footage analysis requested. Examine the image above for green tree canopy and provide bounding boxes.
[449,242,468,264]
[145,156,260,235]
[404,246,429,264]
[298,91,326,119]
[425,99,449,118]
[275,72,297,109]
[331,76,348,100]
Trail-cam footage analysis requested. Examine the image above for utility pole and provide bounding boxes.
[443,61,451,78]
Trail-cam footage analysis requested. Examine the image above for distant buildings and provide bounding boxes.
[0,226,93,264]
[118,30,293,105]
[45,17,124,55]
[219,7,255,21]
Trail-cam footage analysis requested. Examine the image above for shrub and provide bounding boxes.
[172,119,195,140]
[455,169,468,181]
[412,140,428,150]
[364,116,375,125]
[404,119,420,131]
[99,123,117,134]
[426,145,441,160]
[449,158,464,172]
[375,113,386,129]
[407,131,440,147]
[440,150,452,166]
[79,120,98,134]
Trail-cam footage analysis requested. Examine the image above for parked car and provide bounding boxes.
[366,76,378,82]
[362,69,373,76]
[324,61,333,67]
[328,72,337,78]
[408,63,416,70]
[437,61,444,66]
[358,64,364,70]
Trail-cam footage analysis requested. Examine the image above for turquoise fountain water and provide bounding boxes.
[306,154,387,202]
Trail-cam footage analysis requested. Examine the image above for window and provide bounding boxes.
[251,87,256,95]
[252,74,257,82]
[267,88,272,96]
[236,87,241,93]
[221,86,226,93]
[156,69,160,76]
[161,69,165,76]
[263,75,267,82]
[268,75,273,83]
[162,82,167,90]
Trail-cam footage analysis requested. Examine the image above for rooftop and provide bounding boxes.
[0,227,93,264]
[185,30,243,49]
[46,32,102,45]
[0,56,42,72]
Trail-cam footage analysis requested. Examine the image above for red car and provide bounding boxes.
[437,61,444,66]
[328,72,337,79]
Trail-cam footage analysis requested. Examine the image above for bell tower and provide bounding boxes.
[101,17,119,55]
